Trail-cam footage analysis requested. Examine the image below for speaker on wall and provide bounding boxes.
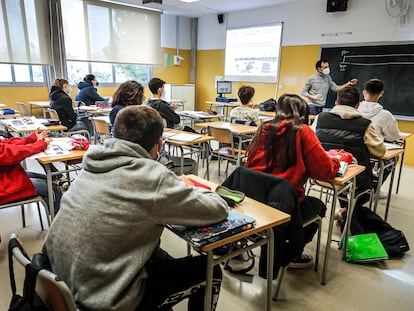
[217,14,224,24]
[327,0,347,12]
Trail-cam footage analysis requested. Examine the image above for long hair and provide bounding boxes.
[248,94,309,172]
[111,80,144,108]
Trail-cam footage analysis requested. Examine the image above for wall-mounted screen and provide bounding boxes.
[224,23,283,83]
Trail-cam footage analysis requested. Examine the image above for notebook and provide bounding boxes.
[168,209,256,249]
[345,233,389,263]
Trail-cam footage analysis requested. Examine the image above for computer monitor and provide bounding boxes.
[216,80,232,97]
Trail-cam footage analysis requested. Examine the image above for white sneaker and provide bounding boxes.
[378,191,388,200]
[287,253,313,269]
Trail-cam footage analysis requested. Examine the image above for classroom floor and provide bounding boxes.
[1,158,413,311]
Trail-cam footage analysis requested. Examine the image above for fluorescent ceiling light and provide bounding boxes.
[180,0,200,3]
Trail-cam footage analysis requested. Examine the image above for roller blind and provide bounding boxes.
[0,0,51,65]
[61,0,161,65]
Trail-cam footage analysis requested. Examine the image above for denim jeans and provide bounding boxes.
[28,172,62,215]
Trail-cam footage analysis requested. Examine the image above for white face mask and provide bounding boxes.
[322,67,330,75]
[66,86,72,95]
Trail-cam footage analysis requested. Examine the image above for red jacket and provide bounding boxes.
[246,122,340,202]
[0,133,47,204]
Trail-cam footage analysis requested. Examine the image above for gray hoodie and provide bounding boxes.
[358,101,401,142]
[43,138,228,311]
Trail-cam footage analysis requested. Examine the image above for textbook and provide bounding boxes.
[168,209,256,249]
[345,233,389,263]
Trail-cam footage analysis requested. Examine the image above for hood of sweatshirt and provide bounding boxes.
[82,138,153,174]
[50,86,67,101]
[330,105,362,120]
[358,101,383,119]
[77,80,93,90]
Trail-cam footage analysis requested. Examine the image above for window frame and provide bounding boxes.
[0,64,48,86]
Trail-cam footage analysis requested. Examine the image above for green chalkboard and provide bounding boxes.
[321,44,414,117]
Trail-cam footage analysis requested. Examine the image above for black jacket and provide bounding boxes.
[50,86,77,129]
[222,167,303,279]
[147,99,180,128]
[75,80,105,106]
[316,112,373,189]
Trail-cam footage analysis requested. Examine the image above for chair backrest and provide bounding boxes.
[9,234,78,311]
[16,102,29,116]
[92,118,110,136]
[207,126,233,145]
[47,108,60,120]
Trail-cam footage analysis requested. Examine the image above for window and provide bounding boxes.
[0,64,45,85]
[67,61,151,86]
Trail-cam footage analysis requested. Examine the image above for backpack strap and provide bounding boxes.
[8,237,30,296]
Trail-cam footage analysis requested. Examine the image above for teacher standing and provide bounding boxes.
[301,59,357,115]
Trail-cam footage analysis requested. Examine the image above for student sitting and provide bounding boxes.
[50,78,93,137]
[147,77,196,132]
[230,85,259,126]
[75,74,109,106]
[312,86,385,220]
[246,94,340,268]
[43,105,228,311]
[109,80,145,125]
[0,129,61,214]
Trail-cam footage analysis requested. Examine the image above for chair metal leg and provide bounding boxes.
[315,218,322,271]
[272,266,285,300]
[36,202,45,231]
[21,205,26,227]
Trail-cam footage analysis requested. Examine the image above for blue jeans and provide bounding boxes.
[28,172,62,215]
[309,106,323,115]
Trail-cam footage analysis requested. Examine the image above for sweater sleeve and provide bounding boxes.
[152,170,229,227]
[301,126,340,180]
[87,88,106,103]
[364,123,386,158]
[0,136,47,166]
[300,77,312,97]
[158,102,181,125]
[383,111,402,142]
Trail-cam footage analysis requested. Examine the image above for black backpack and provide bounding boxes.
[258,98,277,112]
[351,206,410,257]
[8,238,51,311]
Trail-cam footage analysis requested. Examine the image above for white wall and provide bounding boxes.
[161,14,192,50]
[197,0,414,50]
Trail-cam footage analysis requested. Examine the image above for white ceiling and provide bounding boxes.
[114,0,296,17]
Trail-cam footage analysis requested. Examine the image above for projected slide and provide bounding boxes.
[224,23,283,83]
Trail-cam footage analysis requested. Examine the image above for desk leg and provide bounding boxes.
[342,177,356,260]
[204,142,210,180]
[321,187,337,285]
[373,160,385,213]
[204,251,214,311]
[236,136,242,167]
[266,229,274,311]
[179,147,184,175]
[44,164,55,221]
[396,141,406,194]
[385,158,398,221]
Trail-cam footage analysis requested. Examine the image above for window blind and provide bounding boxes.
[61,0,161,65]
[0,0,51,65]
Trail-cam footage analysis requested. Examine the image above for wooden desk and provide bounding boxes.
[195,121,257,167]
[206,101,241,121]
[258,111,276,118]
[0,103,6,108]
[373,148,404,221]
[78,105,112,115]
[309,165,366,285]
[177,111,224,128]
[181,175,291,311]
[0,113,20,119]
[28,101,50,118]
[163,128,214,178]
[36,150,86,220]
[395,133,411,194]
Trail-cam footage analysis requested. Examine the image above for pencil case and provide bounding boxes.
[215,185,245,207]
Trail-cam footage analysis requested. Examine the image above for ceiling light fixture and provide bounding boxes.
[180,0,200,3]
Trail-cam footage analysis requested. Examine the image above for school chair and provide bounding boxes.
[47,108,91,141]
[0,196,50,231]
[207,125,247,177]
[92,118,111,144]
[9,234,78,311]
[16,102,30,116]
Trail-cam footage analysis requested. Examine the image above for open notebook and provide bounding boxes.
[168,209,256,249]
[345,233,389,263]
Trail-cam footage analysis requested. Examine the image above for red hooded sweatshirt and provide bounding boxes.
[0,133,47,204]
[246,121,340,202]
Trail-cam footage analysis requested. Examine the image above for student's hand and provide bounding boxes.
[44,137,53,145]
[310,94,322,100]
[35,128,49,141]
[170,103,177,110]
[349,79,358,86]
[181,175,194,186]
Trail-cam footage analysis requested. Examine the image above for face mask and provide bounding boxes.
[95,81,99,87]
[322,67,330,75]
[66,87,72,95]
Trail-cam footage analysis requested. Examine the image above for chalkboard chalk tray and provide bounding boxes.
[321,44,414,117]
